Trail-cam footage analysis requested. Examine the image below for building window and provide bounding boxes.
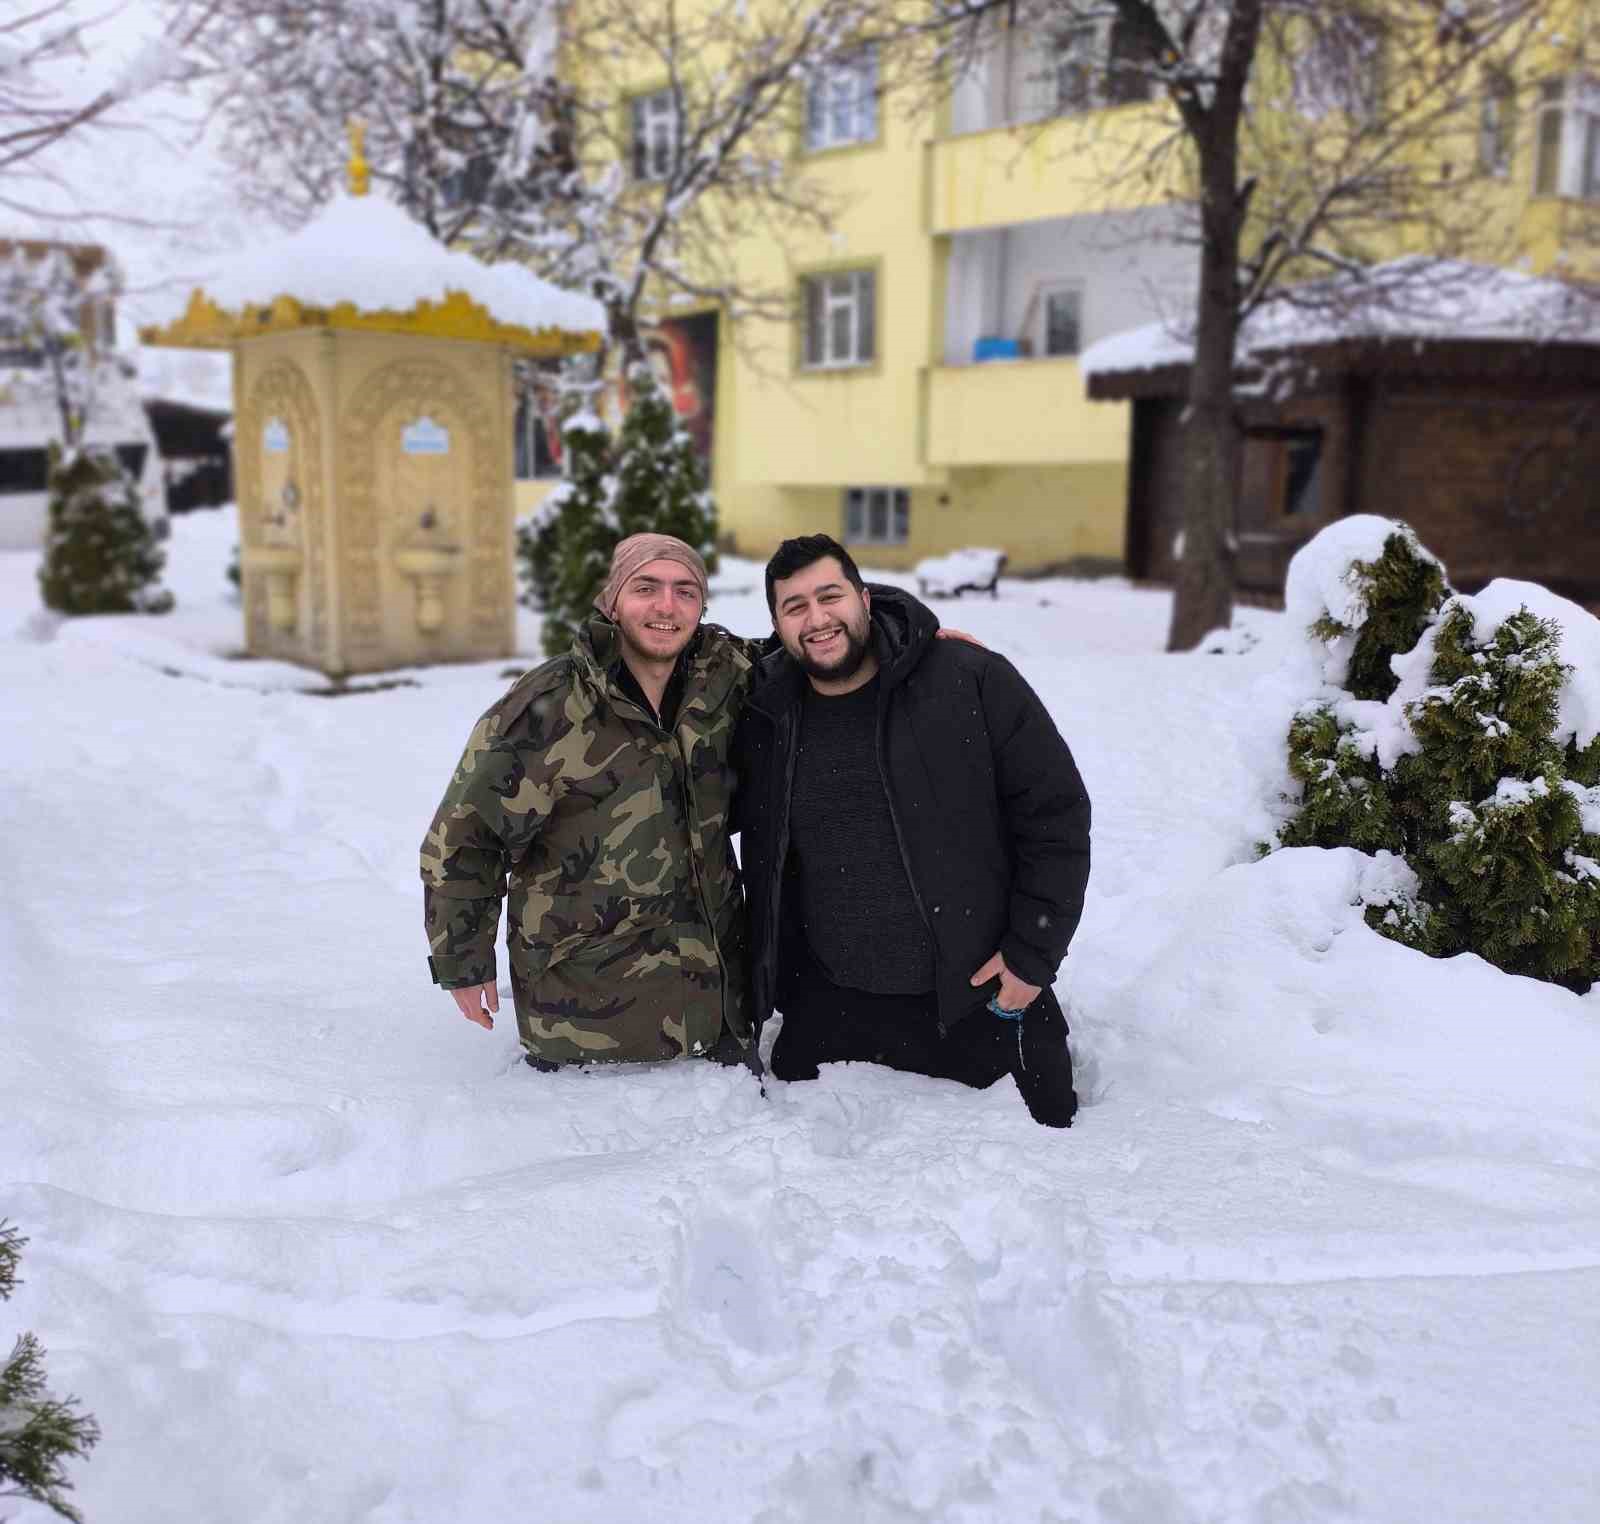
[807,45,878,150]
[0,448,50,495]
[1478,69,1516,178]
[1535,76,1600,199]
[801,269,876,369]
[631,89,678,182]
[1050,24,1098,115]
[1037,283,1083,357]
[1019,18,1153,121]
[1281,432,1323,516]
[115,444,148,484]
[513,395,561,480]
[1293,13,1385,121]
[1247,428,1324,518]
[844,486,909,546]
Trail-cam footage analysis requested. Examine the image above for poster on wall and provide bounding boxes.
[630,311,719,468]
[514,311,720,482]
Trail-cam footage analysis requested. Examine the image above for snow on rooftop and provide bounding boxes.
[197,193,605,338]
[1082,258,1600,380]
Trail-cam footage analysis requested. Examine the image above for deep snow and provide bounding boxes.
[3,510,1598,1523]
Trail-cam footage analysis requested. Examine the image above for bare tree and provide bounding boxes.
[0,240,121,447]
[1,0,222,222]
[185,0,877,367]
[908,0,1552,648]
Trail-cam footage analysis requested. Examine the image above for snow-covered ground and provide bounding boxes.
[3,509,1597,1524]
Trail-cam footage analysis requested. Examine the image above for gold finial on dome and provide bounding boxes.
[347,119,370,197]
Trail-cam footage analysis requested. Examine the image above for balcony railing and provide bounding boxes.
[922,356,1128,468]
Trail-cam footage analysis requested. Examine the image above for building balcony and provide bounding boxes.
[926,106,1184,236]
[922,357,1128,468]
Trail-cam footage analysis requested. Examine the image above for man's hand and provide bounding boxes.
[969,952,1040,1013]
[936,627,985,648]
[449,982,499,1031]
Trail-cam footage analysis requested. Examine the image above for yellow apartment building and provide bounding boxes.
[518,4,1599,576]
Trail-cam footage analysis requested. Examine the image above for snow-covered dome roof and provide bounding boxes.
[143,193,605,355]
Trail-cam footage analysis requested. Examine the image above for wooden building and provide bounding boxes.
[1088,325,1600,607]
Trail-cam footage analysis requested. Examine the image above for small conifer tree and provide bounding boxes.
[519,408,618,658]
[610,361,718,565]
[38,445,174,616]
[1277,524,1600,990]
[517,366,721,659]
[0,1220,100,1523]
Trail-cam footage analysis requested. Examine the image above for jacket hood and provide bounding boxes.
[866,584,939,692]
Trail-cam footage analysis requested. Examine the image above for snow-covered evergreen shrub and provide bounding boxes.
[517,366,720,659]
[1,1220,100,1523]
[1275,519,1600,990]
[38,446,174,616]
[517,408,617,658]
[609,361,718,566]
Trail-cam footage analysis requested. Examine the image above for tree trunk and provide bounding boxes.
[1166,164,1243,651]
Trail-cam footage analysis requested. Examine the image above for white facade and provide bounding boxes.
[943,205,1197,366]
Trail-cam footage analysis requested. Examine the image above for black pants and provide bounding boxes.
[770,967,1077,1128]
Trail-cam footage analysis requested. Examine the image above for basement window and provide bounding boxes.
[844,486,909,546]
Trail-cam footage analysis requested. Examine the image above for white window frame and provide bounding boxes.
[806,45,879,151]
[631,89,679,183]
[1535,75,1600,199]
[1015,21,1096,123]
[1036,281,1085,358]
[801,269,876,370]
[1051,23,1098,116]
[1010,16,1151,125]
[1478,69,1515,178]
[1292,13,1386,122]
[843,486,909,546]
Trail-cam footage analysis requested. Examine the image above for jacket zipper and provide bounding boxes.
[611,683,728,1053]
[872,697,946,1030]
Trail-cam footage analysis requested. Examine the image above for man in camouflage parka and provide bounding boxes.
[421,534,755,1069]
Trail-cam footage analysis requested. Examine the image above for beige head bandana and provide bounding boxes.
[594,533,709,618]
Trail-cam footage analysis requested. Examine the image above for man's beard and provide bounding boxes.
[794,617,872,682]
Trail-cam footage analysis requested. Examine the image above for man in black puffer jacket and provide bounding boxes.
[734,534,1091,1127]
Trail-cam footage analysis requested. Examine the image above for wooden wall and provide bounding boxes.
[1359,381,1600,600]
[1125,372,1600,605]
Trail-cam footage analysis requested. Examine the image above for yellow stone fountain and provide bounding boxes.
[142,125,604,675]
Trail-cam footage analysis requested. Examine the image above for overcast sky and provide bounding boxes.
[16,0,272,336]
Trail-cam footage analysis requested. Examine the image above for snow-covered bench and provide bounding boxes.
[914,547,1007,599]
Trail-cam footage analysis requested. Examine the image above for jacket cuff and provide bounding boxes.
[999,933,1058,991]
[428,951,498,990]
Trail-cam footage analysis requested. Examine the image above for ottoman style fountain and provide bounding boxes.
[143,127,605,675]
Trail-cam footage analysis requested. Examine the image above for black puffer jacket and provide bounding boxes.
[734,585,1091,1030]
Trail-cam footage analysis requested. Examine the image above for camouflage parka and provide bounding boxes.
[421,613,756,1066]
